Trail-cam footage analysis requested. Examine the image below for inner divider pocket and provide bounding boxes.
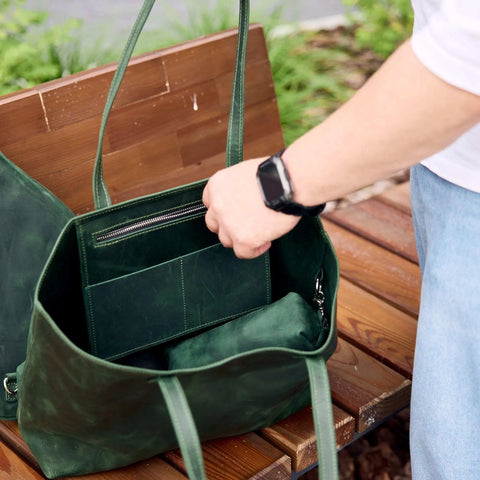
[84,243,271,361]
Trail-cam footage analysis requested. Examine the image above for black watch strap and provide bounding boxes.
[257,150,325,217]
[278,201,325,216]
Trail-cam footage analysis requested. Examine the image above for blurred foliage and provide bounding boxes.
[0,0,82,94]
[342,0,414,58]
[269,26,383,145]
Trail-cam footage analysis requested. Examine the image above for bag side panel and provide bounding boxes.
[0,152,73,420]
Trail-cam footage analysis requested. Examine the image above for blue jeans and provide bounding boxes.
[410,165,480,480]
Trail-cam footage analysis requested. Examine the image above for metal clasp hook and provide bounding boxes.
[313,270,328,327]
[3,375,17,395]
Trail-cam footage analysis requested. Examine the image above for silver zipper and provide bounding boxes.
[96,202,207,243]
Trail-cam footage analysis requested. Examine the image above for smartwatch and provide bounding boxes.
[256,150,325,216]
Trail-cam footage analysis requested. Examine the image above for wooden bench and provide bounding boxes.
[0,25,420,479]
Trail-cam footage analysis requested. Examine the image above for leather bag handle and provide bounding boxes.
[93,0,250,210]
[156,356,338,480]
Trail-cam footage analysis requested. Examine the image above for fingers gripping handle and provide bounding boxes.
[305,356,339,480]
[157,376,207,480]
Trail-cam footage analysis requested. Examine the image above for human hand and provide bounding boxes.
[202,158,301,259]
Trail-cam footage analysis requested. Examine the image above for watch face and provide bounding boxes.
[258,160,285,204]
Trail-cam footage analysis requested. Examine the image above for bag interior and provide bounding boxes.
[38,191,333,371]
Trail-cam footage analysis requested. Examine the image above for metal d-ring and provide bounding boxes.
[3,376,17,395]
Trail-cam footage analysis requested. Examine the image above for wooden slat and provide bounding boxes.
[38,56,169,131]
[74,457,188,480]
[2,114,104,187]
[0,422,38,472]
[164,433,291,480]
[0,90,48,145]
[260,405,354,472]
[323,218,420,317]
[337,279,417,379]
[163,26,268,94]
[376,181,411,215]
[105,80,222,154]
[325,197,418,263]
[327,338,411,433]
[0,421,185,480]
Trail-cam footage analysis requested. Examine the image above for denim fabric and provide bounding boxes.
[410,164,480,480]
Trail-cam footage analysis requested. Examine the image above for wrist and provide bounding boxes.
[281,148,323,208]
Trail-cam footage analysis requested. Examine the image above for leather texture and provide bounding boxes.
[0,151,73,420]
[157,376,207,480]
[15,0,340,478]
[165,292,327,370]
[19,212,338,479]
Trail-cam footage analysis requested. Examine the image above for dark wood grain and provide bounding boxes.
[337,278,417,379]
[261,406,355,472]
[328,339,411,432]
[0,440,43,480]
[323,218,421,317]
[325,197,418,263]
[164,433,291,480]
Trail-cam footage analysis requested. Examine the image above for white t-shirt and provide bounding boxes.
[411,0,480,193]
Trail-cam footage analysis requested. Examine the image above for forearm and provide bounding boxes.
[283,40,480,206]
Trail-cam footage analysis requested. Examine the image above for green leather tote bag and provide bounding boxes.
[13,1,340,479]
[0,152,73,421]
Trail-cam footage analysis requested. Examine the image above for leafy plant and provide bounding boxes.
[342,0,414,58]
[0,0,83,94]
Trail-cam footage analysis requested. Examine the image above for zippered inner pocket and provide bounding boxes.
[79,198,271,361]
[96,201,207,244]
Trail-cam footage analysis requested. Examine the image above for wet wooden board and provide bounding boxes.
[322,218,421,317]
[327,339,411,433]
[337,279,417,379]
[0,25,283,215]
[325,197,418,264]
[164,433,291,480]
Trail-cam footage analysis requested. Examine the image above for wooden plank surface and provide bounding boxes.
[0,441,43,480]
[164,433,291,480]
[337,279,417,379]
[261,406,355,472]
[325,197,418,264]
[327,338,411,433]
[376,181,411,215]
[322,218,421,317]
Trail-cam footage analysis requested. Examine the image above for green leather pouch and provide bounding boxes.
[166,292,328,370]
